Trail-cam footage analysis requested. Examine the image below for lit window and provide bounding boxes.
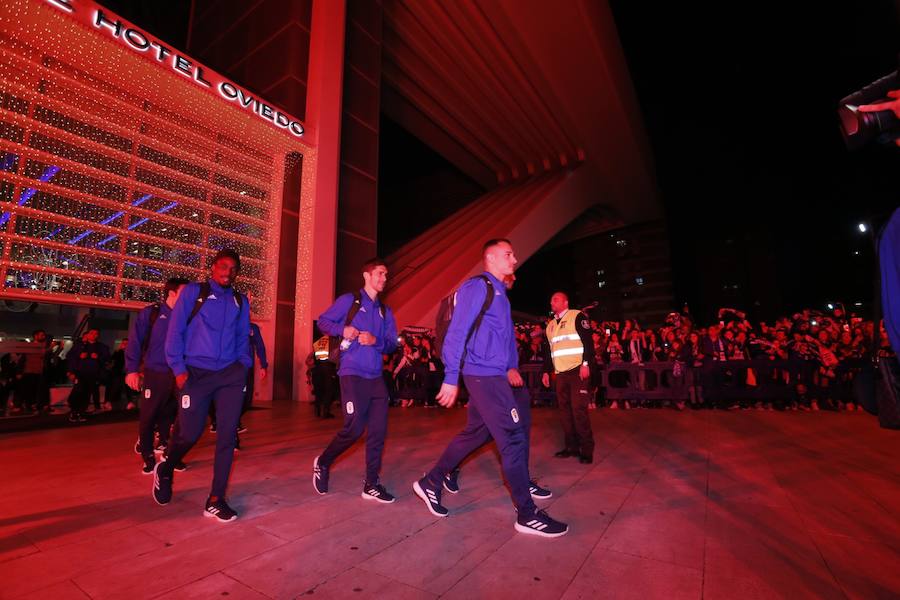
[635,277,644,286]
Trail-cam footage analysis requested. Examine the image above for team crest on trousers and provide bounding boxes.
[511,408,520,423]
[182,394,191,409]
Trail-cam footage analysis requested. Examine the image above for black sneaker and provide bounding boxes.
[529,481,552,499]
[68,413,79,423]
[313,455,329,495]
[152,461,173,505]
[237,422,248,434]
[204,497,238,522]
[162,452,187,472]
[134,437,142,455]
[515,509,569,538]
[362,482,396,503]
[142,456,155,475]
[443,469,460,494]
[413,476,448,517]
[210,422,217,433]
[154,443,167,455]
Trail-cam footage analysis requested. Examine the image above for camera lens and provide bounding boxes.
[839,104,900,149]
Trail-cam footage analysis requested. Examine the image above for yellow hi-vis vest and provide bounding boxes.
[546,310,585,373]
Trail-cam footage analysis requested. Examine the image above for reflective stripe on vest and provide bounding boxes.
[546,310,584,373]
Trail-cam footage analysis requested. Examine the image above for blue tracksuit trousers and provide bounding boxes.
[427,375,536,516]
[319,375,389,485]
[139,368,177,461]
[165,361,246,497]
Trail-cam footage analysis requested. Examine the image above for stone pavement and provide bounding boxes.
[1,404,898,599]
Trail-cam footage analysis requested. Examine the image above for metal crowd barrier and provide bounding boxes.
[520,359,854,404]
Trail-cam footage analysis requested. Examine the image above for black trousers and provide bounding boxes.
[69,374,100,414]
[17,373,48,410]
[138,369,177,461]
[555,368,594,458]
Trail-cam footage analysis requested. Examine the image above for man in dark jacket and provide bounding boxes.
[67,329,109,421]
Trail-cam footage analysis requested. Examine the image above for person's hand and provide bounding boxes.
[125,372,141,391]
[541,372,550,388]
[859,90,900,135]
[358,331,376,346]
[259,367,267,380]
[436,383,458,407]
[342,325,360,340]
[507,368,523,387]
[175,372,188,389]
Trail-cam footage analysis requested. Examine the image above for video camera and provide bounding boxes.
[838,68,900,149]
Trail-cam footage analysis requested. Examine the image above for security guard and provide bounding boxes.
[541,291,595,463]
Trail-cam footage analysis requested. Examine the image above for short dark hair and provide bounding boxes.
[482,238,512,255]
[210,248,241,270]
[362,257,387,274]
[164,277,190,297]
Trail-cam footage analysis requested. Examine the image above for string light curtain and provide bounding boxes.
[0,0,310,318]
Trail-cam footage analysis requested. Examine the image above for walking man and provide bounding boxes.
[152,249,251,522]
[541,292,595,464]
[126,277,189,474]
[442,273,552,501]
[312,258,399,503]
[413,239,568,537]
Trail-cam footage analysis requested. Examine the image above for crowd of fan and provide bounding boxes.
[516,306,892,412]
[8,307,889,418]
[363,305,892,413]
[0,328,135,418]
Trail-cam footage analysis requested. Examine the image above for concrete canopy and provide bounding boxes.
[380,0,661,328]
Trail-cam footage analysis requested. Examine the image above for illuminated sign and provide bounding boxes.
[44,0,306,138]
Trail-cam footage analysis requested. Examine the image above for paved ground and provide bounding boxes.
[1,404,898,599]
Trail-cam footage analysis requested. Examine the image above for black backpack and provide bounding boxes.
[327,291,387,365]
[186,281,243,326]
[434,275,494,370]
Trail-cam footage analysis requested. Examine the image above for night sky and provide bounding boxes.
[608,1,900,319]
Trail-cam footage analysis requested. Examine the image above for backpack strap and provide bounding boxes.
[459,275,494,371]
[344,290,363,328]
[187,281,211,326]
[139,303,161,360]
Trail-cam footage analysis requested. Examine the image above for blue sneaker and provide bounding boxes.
[152,461,173,505]
[515,509,568,538]
[443,469,460,494]
[413,476,448,517]
[313,455,329,495]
